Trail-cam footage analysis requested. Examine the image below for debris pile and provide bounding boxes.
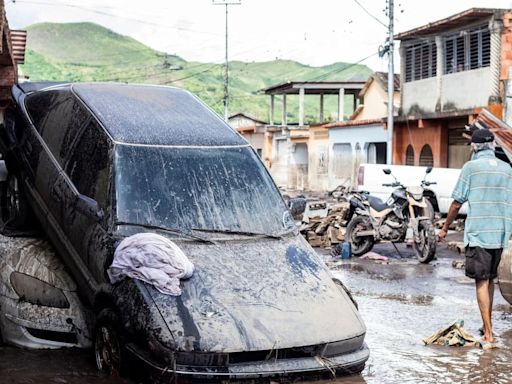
[301,202,350,248]
[423,319,478,347]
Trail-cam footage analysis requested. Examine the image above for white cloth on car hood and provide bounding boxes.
[107,233,195,296]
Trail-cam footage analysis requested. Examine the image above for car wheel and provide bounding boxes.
[94,308,124,376]
[1,171,31,229]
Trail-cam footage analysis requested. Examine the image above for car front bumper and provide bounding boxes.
[127,342,369,381]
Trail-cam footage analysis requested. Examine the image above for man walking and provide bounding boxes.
[438,128,512,348]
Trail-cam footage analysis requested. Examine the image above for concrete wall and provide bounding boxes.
[442,68,492,110]
[402,77,438,115]
[358,81,400,120]
[328,124,388,189]
[402,68,492,115]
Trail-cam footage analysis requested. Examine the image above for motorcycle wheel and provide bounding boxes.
[414,220,436,263]
[346,216,374,256]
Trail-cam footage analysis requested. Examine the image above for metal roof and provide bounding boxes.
[261,81,366,95]
[395,8,506,40]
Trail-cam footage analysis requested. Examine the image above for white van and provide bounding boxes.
[355,163,467,215]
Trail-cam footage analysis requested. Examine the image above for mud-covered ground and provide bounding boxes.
[1,232,511,384]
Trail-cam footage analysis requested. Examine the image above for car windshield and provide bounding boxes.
[114,145,293,235]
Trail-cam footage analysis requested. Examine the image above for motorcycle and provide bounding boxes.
[345,167,437,263]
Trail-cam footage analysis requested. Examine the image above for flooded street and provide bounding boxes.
[327,233,512,384]
[1,234,511,384]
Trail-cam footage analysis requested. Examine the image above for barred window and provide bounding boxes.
[444,25,490,74]
[404,40,437,82]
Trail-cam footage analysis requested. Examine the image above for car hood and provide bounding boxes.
[144,235,365,353]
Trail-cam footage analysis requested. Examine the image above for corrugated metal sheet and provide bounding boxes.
[474,109,512,160]
[10,30,26,64]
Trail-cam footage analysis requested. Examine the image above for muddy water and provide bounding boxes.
[1,240,511,384]
[324,241,512,384]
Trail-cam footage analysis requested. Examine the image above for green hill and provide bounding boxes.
[20,22,373,122]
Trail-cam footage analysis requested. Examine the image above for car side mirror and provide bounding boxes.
[426,166,433,174]
[383,169,391,175]
[75,194,104,222]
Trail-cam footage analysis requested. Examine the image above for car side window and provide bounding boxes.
[25,90,90,167]
[66,119,110,209]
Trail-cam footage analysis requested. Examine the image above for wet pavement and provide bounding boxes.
[1,233,511,384]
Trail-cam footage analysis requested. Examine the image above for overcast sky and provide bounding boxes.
[6,0,512,70]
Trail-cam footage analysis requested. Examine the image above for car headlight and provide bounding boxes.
[10,272,70,309]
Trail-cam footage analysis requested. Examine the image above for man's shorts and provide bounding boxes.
[465,247,502,280]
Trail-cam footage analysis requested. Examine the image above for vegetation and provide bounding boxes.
[21,22,373,122]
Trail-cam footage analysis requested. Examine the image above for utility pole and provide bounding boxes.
[386,0,394,164]
[213,0,241,122]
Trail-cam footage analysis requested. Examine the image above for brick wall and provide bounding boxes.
[501,12,512,81]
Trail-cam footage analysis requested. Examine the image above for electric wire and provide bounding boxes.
[352,0,388,28]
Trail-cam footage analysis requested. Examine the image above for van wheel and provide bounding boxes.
[346,216,374,256]
[0,171,31,230]
[94,308,124,376]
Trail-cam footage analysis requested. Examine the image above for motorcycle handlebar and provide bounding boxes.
[382,183,394,187]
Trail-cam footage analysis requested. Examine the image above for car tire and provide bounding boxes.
[94,308,124,376]
[0,170,32,230]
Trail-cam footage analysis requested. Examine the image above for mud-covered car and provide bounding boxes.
[0,82,368,380]
[0,235,91,349]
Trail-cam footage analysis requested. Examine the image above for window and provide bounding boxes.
[25,90,91,167]
[405,145,415,165]
[405,41,437,82]
[66,120,110,208]
[419,144,434,167]
[444,25,490,74]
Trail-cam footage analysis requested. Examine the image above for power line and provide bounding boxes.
[306,51,379,81]
[352,0,387,28]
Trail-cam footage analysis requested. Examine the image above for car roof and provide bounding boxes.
[35,83,247,147]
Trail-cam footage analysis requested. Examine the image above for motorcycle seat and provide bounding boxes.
[368,195,390,212]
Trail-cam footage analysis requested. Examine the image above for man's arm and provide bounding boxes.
[438,200,462,241]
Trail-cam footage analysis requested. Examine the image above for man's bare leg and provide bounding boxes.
[476,279,494,343]
[488,280,494,330]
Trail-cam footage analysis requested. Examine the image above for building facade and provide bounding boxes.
[262,81,365,190]
[394,8,511,168]
[228,113,267,158]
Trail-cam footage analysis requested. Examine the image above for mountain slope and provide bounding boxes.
[20,22,373,122]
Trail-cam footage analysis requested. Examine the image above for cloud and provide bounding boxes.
[7,0,512,68]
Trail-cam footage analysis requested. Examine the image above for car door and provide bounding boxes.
[24,90,91,229]
[62,118,114,285]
